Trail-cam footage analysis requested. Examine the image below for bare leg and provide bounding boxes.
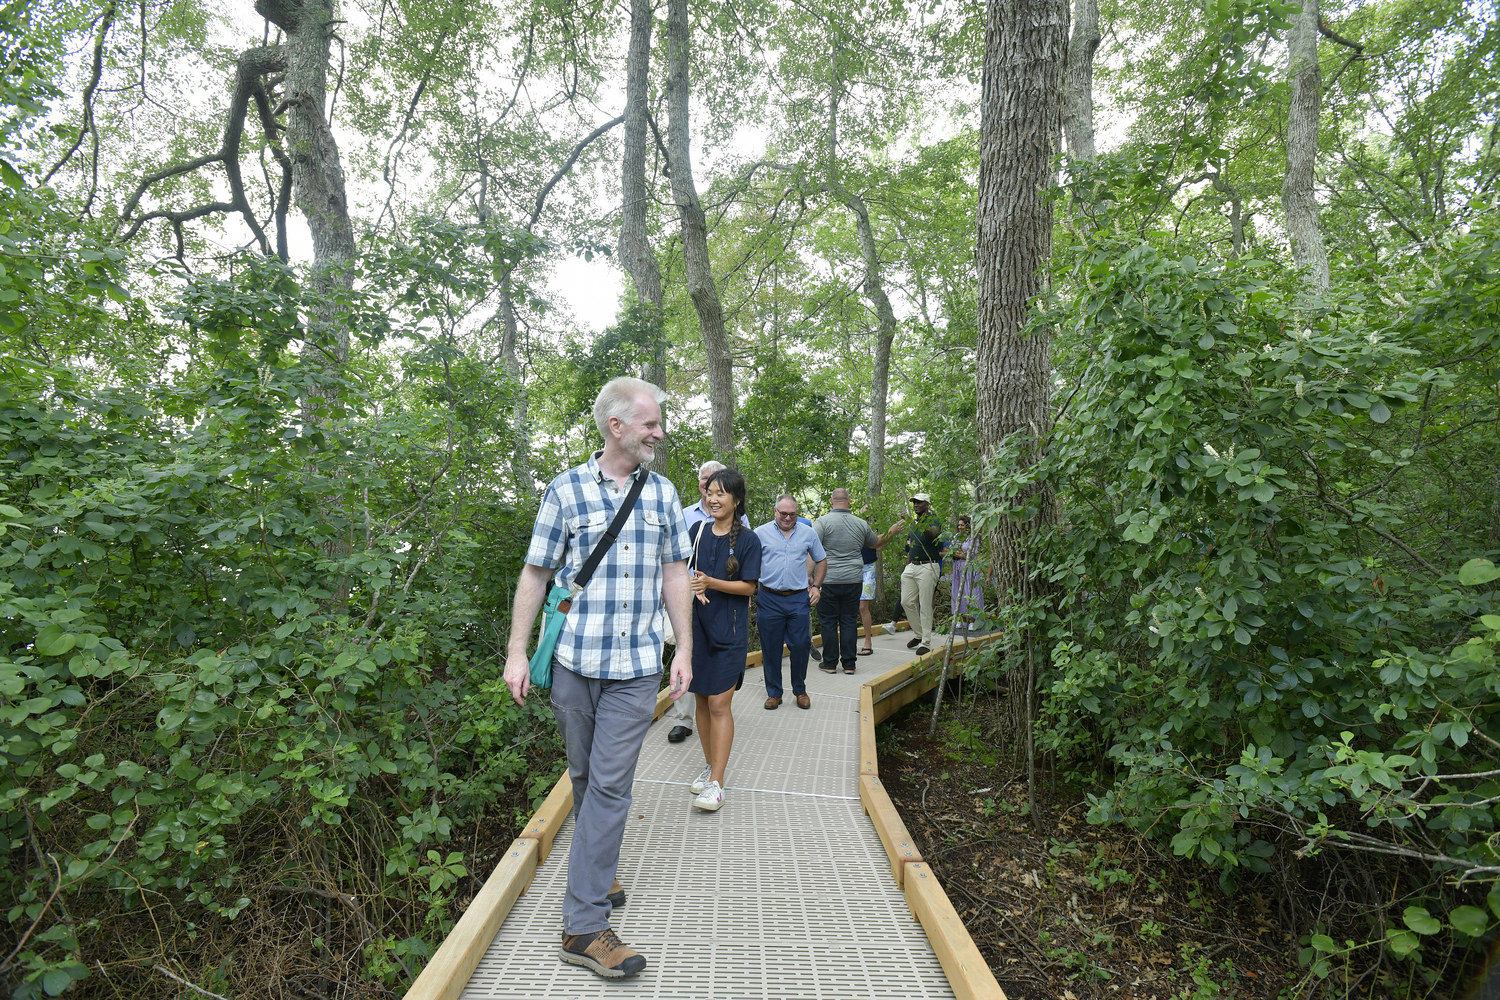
[860,599,874,650]
[706,688,735,785]
[693,692,713,768]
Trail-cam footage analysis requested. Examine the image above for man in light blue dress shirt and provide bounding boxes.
[753,495,827,710]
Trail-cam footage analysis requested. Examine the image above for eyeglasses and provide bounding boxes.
[775,510,798,518]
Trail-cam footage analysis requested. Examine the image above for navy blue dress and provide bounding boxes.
[687,521,763,696]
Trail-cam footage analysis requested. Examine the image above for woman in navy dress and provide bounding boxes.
[685,468,761,812]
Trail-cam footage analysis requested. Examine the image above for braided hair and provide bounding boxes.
[704,467,748,578]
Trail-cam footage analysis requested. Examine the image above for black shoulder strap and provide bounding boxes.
[573,466,649,593]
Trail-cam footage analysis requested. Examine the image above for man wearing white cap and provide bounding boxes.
[899,493,944,655]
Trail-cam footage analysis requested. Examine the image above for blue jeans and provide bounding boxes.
[757,589,811,699]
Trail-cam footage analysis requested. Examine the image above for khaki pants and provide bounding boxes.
[900,560,940,647]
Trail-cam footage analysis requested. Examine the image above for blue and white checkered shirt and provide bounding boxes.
[524,452,692,679]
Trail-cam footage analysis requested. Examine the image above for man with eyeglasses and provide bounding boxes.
[753,495,827,710]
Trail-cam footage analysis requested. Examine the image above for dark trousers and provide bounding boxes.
[757,589,810,699]
[822,582,862,670]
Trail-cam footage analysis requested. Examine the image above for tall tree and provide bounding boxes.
[1062,0,1102,161]
[617,0,673,470]
[824,69,898,500]
[666,0,735,460]
[619,0,664,352]
[260,0,357,376]
[975,0,1068,599]
[1282,0,1330,294]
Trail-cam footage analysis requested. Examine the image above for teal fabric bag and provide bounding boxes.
[528,585,573,688]
[526,467,648,688]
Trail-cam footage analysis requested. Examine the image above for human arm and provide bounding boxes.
[692,572,758,597]
[661,559,694,699]
[876,516,905,548]
[502,562,555,705]
[807,558,827,604]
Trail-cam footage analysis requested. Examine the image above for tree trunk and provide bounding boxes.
[666,0,735,461]
[255,0,357,611]
[1062,0,1101,161]
[255,0,356,407]
[618,0,663,317]
[619,0,672,469]
[826,79,897,502]
[497,274,532,490]
[975,0,1067,601]
[1282,0,1329,295]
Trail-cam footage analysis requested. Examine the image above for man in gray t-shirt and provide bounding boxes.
[813,489,882,675]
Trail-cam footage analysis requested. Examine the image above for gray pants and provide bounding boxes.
[550,664,660,935]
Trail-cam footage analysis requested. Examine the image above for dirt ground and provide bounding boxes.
[877,695,1310,1000]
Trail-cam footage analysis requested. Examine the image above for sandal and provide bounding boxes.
[858,648,873,656]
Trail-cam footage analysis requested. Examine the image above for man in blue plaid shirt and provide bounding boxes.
[504,376,693,980]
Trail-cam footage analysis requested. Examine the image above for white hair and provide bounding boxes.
[698,460,726,478]
[593,376,668,440]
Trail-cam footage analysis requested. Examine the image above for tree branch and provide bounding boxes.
[116,44,286,252]
[1318,17,1363,51]
[42,2,117,187]
[1322,499,1442,574]
[529,114,624,230]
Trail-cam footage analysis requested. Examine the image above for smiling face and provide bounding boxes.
[912,499,930,517]
[774,499,799,531]
[704,481,737,524]
[610,393,664,466]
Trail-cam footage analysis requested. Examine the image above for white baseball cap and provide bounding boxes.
[911,493,931,502]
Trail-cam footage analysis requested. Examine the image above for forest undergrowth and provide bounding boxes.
[882,685,1495,1000]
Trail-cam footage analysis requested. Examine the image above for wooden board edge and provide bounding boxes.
[404,838,541,1000]
[516,773,573,865]
[859,774,922,885]
[904,862,1010,1000]
[859,686,877,777]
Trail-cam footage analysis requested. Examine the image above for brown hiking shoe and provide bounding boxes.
[560,927,647,978]
[607,879,625,909]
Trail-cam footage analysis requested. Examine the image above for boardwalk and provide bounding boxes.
[460,629,959,999]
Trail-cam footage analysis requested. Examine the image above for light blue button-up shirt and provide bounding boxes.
[753,520,826,590]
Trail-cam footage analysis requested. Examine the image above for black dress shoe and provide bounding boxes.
[810,646,822,661]
[667,725,692,743]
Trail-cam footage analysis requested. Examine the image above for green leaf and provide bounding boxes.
[1385,928,1420,959]
[1404,905,1441,935]
[34,625,76,657]
[1449,905,1489,937]
[1309,934,1337,952]
[41,969,72,996]
[1368,400,1391,423]
[1458,559,1500,586]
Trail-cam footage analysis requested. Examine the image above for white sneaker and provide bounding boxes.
[690,765,713,794]
[693,780,723,811]
[968,622,977,631]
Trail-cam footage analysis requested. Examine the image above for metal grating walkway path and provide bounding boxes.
[461,630,957,999]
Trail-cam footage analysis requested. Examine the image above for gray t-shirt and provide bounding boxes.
[813,509,880,585]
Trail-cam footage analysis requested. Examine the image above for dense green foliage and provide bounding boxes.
[3,0,1498,993]
[1,114,561,999]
